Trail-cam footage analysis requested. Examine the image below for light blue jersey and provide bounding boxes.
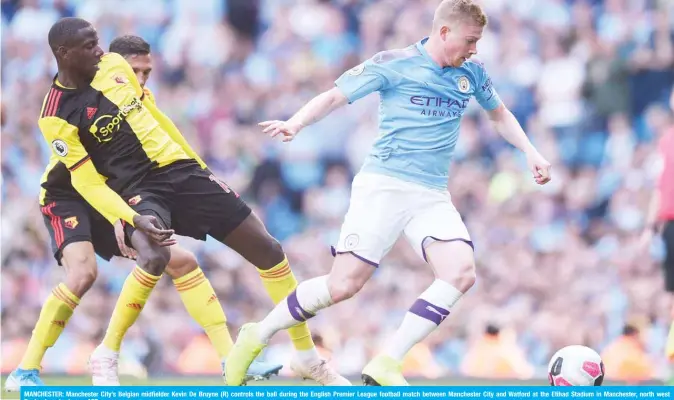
[335,37,502,190]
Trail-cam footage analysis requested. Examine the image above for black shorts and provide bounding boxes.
[40,199,122,265]
[122,160,251,241]
[663,221,674,292]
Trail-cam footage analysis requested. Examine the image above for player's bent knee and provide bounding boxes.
[223,212,286,269]
[327,277,362,303]
[265,235,285,268]
[327,255,374,303]
[452,262,476,293]
[64,267,98,297]
[426,240,476,293]
[165,247,198,279]
[268,237,284,261]
[257,236,285,270]
[136,247,171,276]
[436,257,476,293]
[131,231,172,275]
[61,243,98,297]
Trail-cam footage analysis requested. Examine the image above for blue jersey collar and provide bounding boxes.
[416,37,443,71]
[417,37,457,72]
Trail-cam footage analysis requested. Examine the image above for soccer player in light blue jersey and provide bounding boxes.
[226,0,551,386]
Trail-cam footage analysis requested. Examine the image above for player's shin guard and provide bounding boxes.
[257,275,333,344]
[20,283,80,370]
[102,266,160,352]
[173,267,233,358]
[257,257,314,351]
[383,279,463,361]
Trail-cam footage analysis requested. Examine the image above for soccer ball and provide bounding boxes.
[548,345,605,386]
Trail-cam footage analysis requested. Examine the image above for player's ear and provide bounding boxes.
[56,46,69,60]
[440,25,450,40]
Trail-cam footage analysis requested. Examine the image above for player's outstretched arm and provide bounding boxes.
[259,87,348,142]
[486,103,551,185]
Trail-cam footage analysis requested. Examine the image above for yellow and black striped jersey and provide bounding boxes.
[37,53,199,224]
[38,85,207,204]
[38,85,160,204]
[39,53,190,196]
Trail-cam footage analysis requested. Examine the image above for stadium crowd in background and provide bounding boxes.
[1,0,674,382]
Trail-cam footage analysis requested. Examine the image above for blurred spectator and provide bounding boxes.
[460,324,534,380]
[601,323,655,383]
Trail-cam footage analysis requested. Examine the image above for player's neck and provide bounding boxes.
[424,37,448,68]
[56,70,88,89]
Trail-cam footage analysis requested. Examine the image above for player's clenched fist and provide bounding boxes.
[526,150,552,185]
[259,120,304,142]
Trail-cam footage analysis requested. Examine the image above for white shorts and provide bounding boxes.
[332,172,472,266]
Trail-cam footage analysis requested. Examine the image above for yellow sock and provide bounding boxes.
[173,267,232,359]
[257,256,315,351]
[665,322,674,361]
[102,266,160,352]
[20,283,80,370]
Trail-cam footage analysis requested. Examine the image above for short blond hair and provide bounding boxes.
[433,0,488,31]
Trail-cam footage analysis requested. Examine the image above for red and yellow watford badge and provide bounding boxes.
[64,216,79,229]
[114,75,127,84]
[128,195,142,206]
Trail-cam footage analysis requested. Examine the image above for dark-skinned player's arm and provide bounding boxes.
[37,118,175,245]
